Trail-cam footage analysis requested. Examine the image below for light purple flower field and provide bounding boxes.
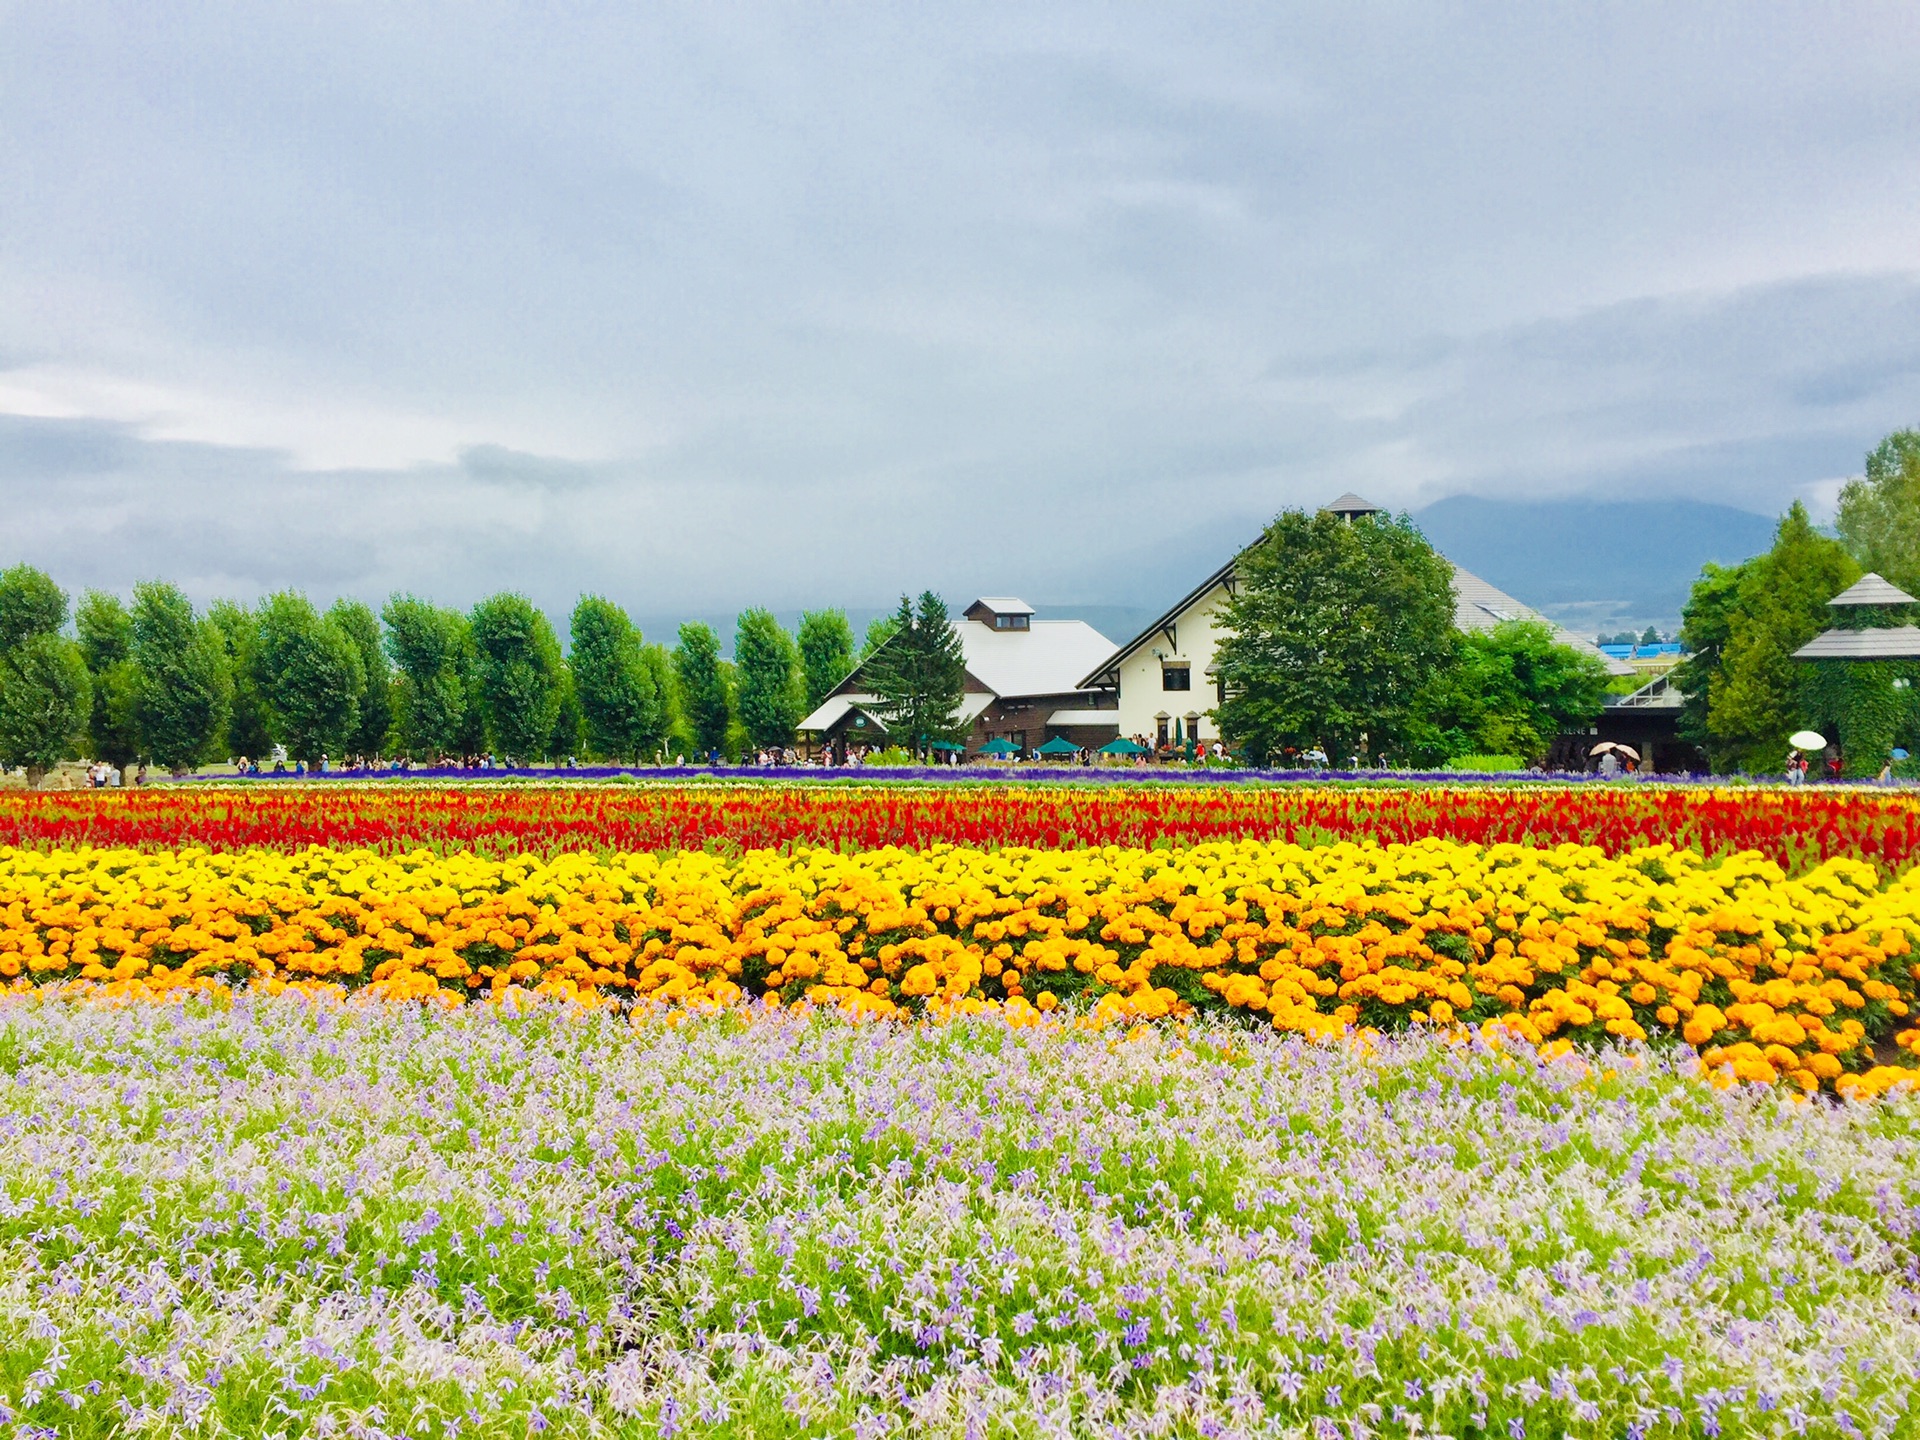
[1,999,1916,1437]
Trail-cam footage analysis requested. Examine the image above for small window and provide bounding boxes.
[995,615,1010,629]
[1012,614,1028,630]
[1162,664,1191,691]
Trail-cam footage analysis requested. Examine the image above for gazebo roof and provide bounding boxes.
[1828,573,1917,607]
[1322,492,1383,517]
[1794,626,1920,660]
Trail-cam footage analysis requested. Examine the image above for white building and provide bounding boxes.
[1075,493,1633,749]
[798,598,1119,756]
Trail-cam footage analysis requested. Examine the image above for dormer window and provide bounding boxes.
[1162,663,1191,691]
[965,597,1036,631]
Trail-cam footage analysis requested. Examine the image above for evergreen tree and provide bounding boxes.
[569,596,660,762]
[1671,560,1754,759]
[1706,503,1859,772]
[74,590,141,768]
[0,566,90,780]
[1836,428,1920,593]
[207,600,274,761]
[467,593,564,761]
[328,599,392,758]
[130,582,232,773]
[797,609,856,712]
[859,613,899,663]
[253,592,364,765]
[1214,509,1456,765]
[735,608,803,751]
[673,622,732,759]
[381,596,469,759]
[862,593,967,757]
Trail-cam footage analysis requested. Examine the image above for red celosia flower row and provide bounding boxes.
[3,782,1917,871]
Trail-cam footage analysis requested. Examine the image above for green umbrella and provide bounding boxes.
[928,741,964,752]
[1034,736,1079,756]
[1099,737,1148,756]
[979,738,1020,756]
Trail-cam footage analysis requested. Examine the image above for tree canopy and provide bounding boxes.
[75,590,140,769]
[0,567,90,778]
[862,593,967,756]
[468,593,564,761]
[253,592,365,764]
[797,609,856,713]
[1214,510,1458,765]
[1836,428,1920,594]
[1408,619,1610,764]
[328,599,392,758]
[131,582,232,773]
[673,622,733,759]
[382,596,470,759]
[735,608,803,751]
[569,596,663,762]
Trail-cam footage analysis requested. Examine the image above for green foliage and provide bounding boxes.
[859,613,899,662]
[569,597,663,762]
[253,592,364,764]
[548,665,585,761]
[1671,559,1752,758]
[382,596,470,759]
[1214,510,1457,766]
[131,582,232,773]
[0,564,66,652]
[1800,660,1919,779]
[1835,428,1920,593]
[206,600,273,761]
[1704,503,1858,773]
[328,600,392,758]
[1441,754,1526,772]
[1407,620,1610,764]
[0,632,91,777]
[74,591,140,769]
[0,568,91,775]
[467,594,564,762]
[797,609,856,713]
[640,642,680,760]
[735,608,804,751]
[673,622,732,758]
[861,593,968,756]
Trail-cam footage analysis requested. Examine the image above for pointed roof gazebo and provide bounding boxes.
[1322,492,1384,521]
[1793,572,1920,660]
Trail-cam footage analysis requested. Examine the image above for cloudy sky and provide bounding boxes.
[3,4,1918,623]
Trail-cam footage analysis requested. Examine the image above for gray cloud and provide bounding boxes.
[2,4,1918,627]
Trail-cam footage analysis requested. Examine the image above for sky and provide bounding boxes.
[3,3,1919,626]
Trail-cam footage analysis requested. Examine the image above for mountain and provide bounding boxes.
[1411,495,1779,635]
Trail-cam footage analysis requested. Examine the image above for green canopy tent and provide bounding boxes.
[1034,736,1080,757]
[1099,737,1148,756]
[979,738,1020,757]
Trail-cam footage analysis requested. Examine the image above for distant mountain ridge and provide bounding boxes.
[1411,495,1779,634]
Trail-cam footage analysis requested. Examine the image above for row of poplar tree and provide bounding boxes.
[0,572,937,774]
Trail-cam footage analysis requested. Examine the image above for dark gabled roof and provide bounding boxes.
[1827,573,1918,607]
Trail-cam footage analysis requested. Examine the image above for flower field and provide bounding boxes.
[1,1003,1916,1438]
[5,834,1919,1096]
[8,781,1920,870]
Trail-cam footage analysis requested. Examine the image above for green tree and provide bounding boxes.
[1213,509,1457,765]
[641,642,682,760]
[548,664,585,761]
[1706,503,1859,772]
[859,613,900,663]
[0,567,90,780]
[131,582,232,773]
[0,564,66,651]
[253,592,364,765]
[1836,428,1920,593]
[862,592,968,757]
[468,594,564,761]
[569,596,662,762]
[328,600,392,758]
[735,608,804,751]
[382,596,470,760]
[75,590,141,768]
[1409,620,1609,764]
[798,609,856,713]
[207,600,274,761]
[1671,560,1754,759]
[674,622,732,759]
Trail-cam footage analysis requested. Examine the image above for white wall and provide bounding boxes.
[1110,585,1228,742]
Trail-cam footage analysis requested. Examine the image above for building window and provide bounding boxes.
[1162,664,1191,691]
